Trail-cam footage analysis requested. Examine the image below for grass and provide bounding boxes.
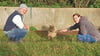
[0,29,100,56]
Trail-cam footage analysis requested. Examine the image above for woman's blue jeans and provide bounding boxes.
[4,28,28,42]
[77,34,96,43]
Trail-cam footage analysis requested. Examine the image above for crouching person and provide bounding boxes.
[3,4,29,42]
[60,13,100,43]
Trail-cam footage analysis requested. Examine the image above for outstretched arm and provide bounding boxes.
[68,23,79,30]
[59,23,79,33]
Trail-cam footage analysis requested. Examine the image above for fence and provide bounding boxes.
[0,7,100,30]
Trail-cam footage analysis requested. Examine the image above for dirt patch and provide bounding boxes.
[34,30,78,41]
[35,30,78,36]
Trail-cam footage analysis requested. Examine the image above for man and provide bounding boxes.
[3,4,29,42]
[60,13,100,43]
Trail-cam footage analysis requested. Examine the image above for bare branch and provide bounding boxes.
[85,0,90,7]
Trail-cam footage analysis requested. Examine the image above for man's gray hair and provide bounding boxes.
[19,4,27,8]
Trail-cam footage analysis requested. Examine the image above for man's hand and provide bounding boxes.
[24,26,29,31]
[59,29,68,33]
[23,22,29,31]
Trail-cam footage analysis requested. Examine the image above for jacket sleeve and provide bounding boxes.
[67,23,79,30]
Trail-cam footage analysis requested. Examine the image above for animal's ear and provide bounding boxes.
[48,24,51,27]
[49,24,52,26]
[49,24,52,27]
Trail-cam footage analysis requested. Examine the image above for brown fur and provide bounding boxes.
[48,25,57,40]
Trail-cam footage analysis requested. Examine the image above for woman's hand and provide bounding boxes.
[59,29,68,33]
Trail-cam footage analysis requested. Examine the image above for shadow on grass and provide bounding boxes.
[35,31,48,39]
[0,30,8,42]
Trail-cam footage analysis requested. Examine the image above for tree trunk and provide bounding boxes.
[14,0,17,4]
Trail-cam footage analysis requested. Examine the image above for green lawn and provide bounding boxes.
[0,30,100,56]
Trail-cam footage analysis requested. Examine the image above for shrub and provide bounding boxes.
[29,26,37,31]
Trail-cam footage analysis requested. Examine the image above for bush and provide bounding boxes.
[29,26,37,31]
[0,0,100,8]
[90,0,100,8]
[51,3,60,8]
[0,1,8,6]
